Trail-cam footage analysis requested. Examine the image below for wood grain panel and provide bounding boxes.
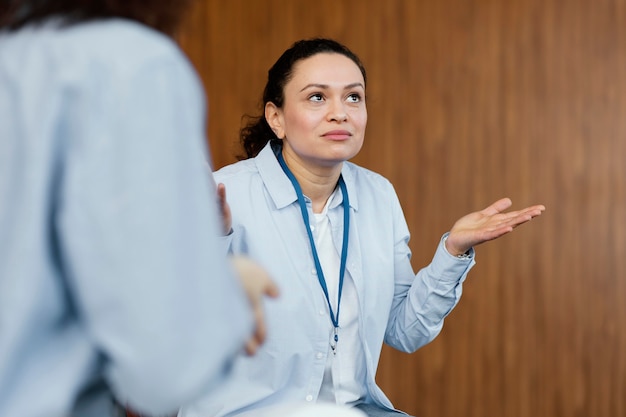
[177,1,626,416]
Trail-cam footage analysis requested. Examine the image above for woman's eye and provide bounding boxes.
[309,93,324,102]
[347,93,361,103]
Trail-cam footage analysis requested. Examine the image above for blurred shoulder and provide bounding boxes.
[1,18,190,78]
[63,19,188,73]
[69,19,182,61]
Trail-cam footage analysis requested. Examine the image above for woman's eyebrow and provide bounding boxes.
[299,82,364,92]
[344,82,365,90]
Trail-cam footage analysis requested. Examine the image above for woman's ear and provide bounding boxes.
[265,102,285,139]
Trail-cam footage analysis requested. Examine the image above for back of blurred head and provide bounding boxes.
[0,0,194,35]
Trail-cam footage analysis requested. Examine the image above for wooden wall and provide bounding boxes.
[177,1,626,416]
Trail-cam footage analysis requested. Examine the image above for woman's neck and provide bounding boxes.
[282,148,342,213]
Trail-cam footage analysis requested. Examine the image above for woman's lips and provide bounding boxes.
[322,130,351,140]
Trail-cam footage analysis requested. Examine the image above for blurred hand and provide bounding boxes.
[445,198,546,256]
[230,256,280,355]
[217,183,232,235]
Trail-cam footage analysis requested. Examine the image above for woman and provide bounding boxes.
[180,38,545,417]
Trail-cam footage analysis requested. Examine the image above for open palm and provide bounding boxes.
[445,198,546,256]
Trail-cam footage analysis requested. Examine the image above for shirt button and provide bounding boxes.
[311,268,317,275]
[310,224,315,231]
[306,395,313,402]
[319,310,325,315]
[316,352,324,359]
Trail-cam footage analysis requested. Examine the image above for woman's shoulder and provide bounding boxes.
[214,158,260,183]
[344,161,395,191]
[343,162,404,215]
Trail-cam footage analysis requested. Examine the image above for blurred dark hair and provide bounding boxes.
[0,0,194,35]
[239,38,367,159]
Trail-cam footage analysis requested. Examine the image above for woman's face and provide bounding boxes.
[266,52,367,170]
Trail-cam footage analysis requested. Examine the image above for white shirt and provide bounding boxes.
[313,190,366,405]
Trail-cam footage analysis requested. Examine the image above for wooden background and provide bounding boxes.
[176,1,626,416]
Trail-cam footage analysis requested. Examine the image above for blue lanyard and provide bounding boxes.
[276,149,350,353]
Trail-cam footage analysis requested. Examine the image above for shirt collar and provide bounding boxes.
[255,140,359,212]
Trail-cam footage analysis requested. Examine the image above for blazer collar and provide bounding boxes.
[255,140,359,212]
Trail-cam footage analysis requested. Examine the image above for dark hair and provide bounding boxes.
[0,0,194,35]
[239,38,367,159]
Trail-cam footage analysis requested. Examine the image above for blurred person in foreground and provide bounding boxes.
[0,1,279,416]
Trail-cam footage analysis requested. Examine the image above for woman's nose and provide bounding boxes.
[328,99,348,122]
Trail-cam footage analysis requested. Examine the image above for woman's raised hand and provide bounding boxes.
[444,198,546,256]
[217,183,232,235]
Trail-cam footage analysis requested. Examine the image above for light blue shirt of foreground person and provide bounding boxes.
[0,19,251,417]
[179,141,476,417]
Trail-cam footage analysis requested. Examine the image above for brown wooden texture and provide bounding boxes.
[177,1,626,416]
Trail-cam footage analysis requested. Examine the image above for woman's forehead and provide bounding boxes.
[288,53,365,89]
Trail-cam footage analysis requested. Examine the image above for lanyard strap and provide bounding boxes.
[276,150,350,336]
